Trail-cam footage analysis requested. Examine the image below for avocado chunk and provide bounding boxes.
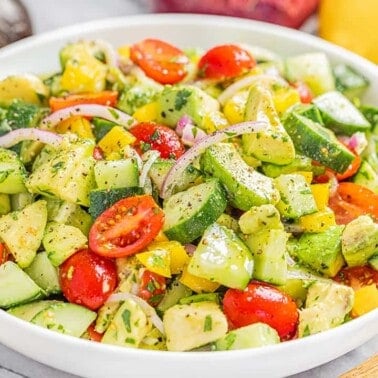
[215,323,280,351]
[341,215,378,267]
[283,111,355,173]
[0,200,47,268]
[201,143,280,211]
[287,225,345,277]
[188,223,253,290]
[156,85,219,129]
[0,74,49,107]
[313,91,371,135]
[275,173,317,219]
[298,281,354,337]
[242,84,295,165]
[163,301,228,351]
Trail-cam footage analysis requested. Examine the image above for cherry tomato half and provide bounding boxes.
[130,38,189,84]
[291,81,313,104]
[334,266,378,290]
[59,249,118,310]
[0,243,10,265]
[198,44,256,80]
[87,324,103,342]
[223,281,299,340]
[130,122,185,159]
[89,195,164,258]
[138,269,167,307]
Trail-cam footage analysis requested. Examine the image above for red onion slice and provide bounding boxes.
[106,292,165,335]
[93,39,119,67]
[175,115,193,136]
[160,121,268,199]
[181,124,207,147]
[41,104,136,130]
[140,150,161,188]
[0,128,63,148]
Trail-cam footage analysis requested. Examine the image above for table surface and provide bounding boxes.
[0,1,377,377]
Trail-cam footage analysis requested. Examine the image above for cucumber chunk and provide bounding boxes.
[313,91,371,135]
[215,323,279,351]
[43,221,88,266]
[7,300,59,321]
[0,262,45,309]
[201,143,280,210]
[188,223,253,290]
[333,64,369,100]
[283,111,355,173]
[353,160,378,193]
[0,148,28,194]
[31,302,96,337]
[24,252,61,294]
[0,200,47,268]
[163,179,227,244]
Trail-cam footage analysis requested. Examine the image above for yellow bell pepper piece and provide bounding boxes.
[148,241,189,275]
[117,45,130,59]
[352,284,378,317]
[136,249,171,278]
[202,111,228,133]
[272,86,300,114]
[310,183,330,211]
[60,55,107,93]
[132,102,159,123]
[97,126,136,157]
[295,171,313,185]
[223,90,249,125]
[179,265,220,293]
[298,207,336,233]
[56,116,95,139]
[153,231,169,243]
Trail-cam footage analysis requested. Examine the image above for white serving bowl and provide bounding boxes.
[0,14,377,378]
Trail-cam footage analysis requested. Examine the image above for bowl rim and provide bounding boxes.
[0,12,377,370]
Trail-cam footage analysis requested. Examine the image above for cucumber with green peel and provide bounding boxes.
[0,193,10,215]
[188,223,253,290]
[0,262,45,309]
[24,252,61,294]
[275,173,317,219]
[179,293,219,305]
[214,323,279,351]
[353,160,378,193]
[31,302,96,337]
[368,254,378,271]
[200,143,280,211]
[288,103,324,125]
[157,279,192,313]
[43,221,88,266]
[163,179,227,244]
[0,148,28,194]
[89,186,143,219]
[10,192,34,211]
[245,228,288,285]
[285,52,335,95]
[94,158,139,190]
[313,91,371,135]
[7,300,60,321]
[92,117,117,142]
[333,64,369,100]
[360,104,378,128]
[283,111,355,173]
[0,200,47,268]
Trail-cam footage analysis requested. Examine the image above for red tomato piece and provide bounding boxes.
[335,154,361,181]
[0,243,10,265]
[89,195,164,258]
[49,91,118,112]
[328,194,365,225]
[92,146,105,161]
[138,269,167,307]
[59,249,118,310]
[291,81,313,103]
[223,281,299,340]
[130,122,185,159]
[130,39,188,84]
[87,324,103,342]
[334,266,378,290]
[198,44,256,80]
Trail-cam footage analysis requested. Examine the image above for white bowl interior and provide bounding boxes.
[0,14,377,378]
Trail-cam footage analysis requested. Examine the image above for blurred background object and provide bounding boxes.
[151,0,319,29]
[319,0,378,64]
[0,0,31,47]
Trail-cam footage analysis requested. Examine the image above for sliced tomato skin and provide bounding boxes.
[130,122,185,159]
[130,39,188,84]
[87,324,103,342]
[89,195,164,258]
[49,91,118,112]
[222,281,299,340]
[198,44,256,80]
[334,266,378,290]
[59,249,118,310]
[138,270,167,307]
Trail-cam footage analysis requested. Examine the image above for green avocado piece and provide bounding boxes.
[156,84,219,129]
[201,143,280,211]
[287,225,345,277]
[341,215,378,267]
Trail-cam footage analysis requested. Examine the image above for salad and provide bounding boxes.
[0,37,377,352]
